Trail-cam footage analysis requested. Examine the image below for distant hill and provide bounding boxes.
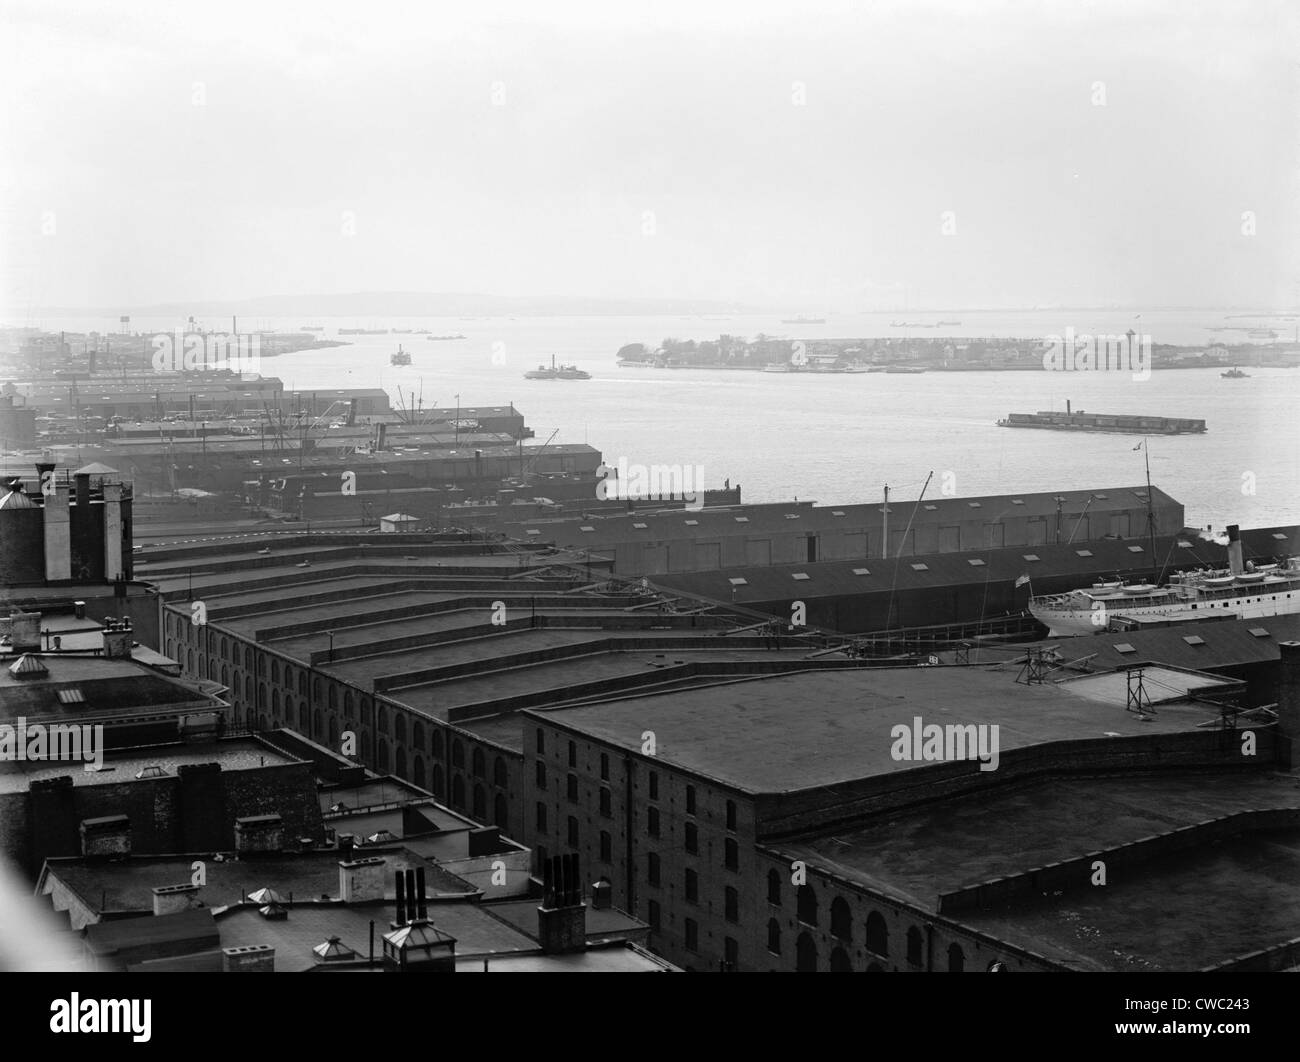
[46,292,765,318]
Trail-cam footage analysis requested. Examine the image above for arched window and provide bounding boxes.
[413,755,425,789]
[431,729,444,757]
[297,701,308,731]
[394,715,405,746]
[221,666,229,688]
[724,886,739,923]
[413,721,425,749]
[432,764,445,798]
[360,697,370,722]
[865,911,889,956]
[186,649,194,674]
[451,774,465,808]
[830,897,852,941]
[796,884,818,926]
[313,709,322,740]
[451,740,464,768]
[830,947,853,972]
[472,749,486,778]
[395,747,407,778]
[298,673,307,696]
[376,739,389,773]
[328,685,337,710]
[245,648,253,671]
[494,757,508,787]
[283,664,292,688]
[245,676,253,704]
[796,932,817,972]
[566,773,579,802]
[494,793,508,829]
[767,868,782,906]
[312,677,322,702]
[907,926,924,966]
[767,918,781,954]
[328,716,339,748]
[948,943,965,973]
[473,785,486,820]
[343,692,354,721]
[271,660,280,684]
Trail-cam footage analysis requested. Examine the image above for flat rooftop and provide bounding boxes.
[535,665,1237,794]
[0,737,297,794]
[773,770,1300,915]
[43,849,477,916]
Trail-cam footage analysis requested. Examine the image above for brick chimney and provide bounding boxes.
[537,853,586,954]
[102,616,133,659]
[79,815,131,858]
[234,814,284,855]
[152,883,201,917]
[338,856,385,902]
[222,944,275,972]
[8,611,40,653]
[1275,641,1300,769]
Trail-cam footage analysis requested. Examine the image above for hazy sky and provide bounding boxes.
[2,0,1296,313]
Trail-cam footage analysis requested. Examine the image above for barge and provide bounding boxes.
[998,401,1205,435]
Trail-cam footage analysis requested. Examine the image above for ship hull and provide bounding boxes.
[1031,587,1300,636]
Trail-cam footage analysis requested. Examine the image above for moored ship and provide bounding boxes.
[524,355,590,380]
[1029,526,1300,635]
[390,345,411,366]
[1221,367,1249,378]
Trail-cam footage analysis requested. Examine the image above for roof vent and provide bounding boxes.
[8,654,47,678]
[312,936,358,962]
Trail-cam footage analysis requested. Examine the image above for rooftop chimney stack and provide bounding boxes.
[338,855,385,902]
[537,853,586,954]
[222,944,275,972]
[152,883,201,917]
[8,611,41,653]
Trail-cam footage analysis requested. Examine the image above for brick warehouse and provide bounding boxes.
[148,525,1300,972]
[518,661,1300,972]
[148,527,921,852]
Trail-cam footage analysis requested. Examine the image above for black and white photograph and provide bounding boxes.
[0,0,1296,1037]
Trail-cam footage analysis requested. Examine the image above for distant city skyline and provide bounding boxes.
[3,0,1297,316]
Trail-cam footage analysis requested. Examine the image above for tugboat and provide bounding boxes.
[390,344,411,366]
[524,355,590,380]
[1221,367,1249,378]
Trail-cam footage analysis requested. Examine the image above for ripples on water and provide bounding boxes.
[48,311,1300,529]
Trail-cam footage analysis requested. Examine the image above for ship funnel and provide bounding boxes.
[1227,524,1243,575]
